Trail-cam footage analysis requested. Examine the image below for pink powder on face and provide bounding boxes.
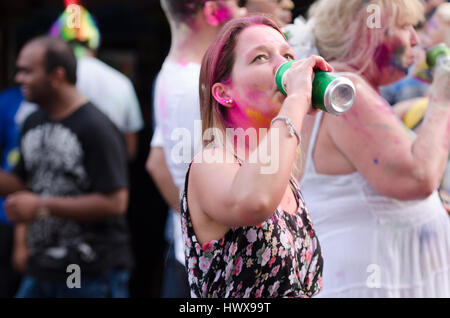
[374,42,408,74]
[243,87,269,102]
[374,43,392,69]
[215,6,232,24]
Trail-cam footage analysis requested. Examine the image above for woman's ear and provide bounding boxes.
[212,82,235,108]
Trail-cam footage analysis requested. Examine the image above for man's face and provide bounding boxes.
[15,42,51,104]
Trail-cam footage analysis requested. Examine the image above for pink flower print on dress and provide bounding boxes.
[255,285,265,298]
[195,243,201,255]
[268,281,280,296]
[297,217,303,228]
[305,250,312,263]
[261,247,272,266]
[270,265,280,278]
[202,241,215,252]
[213,269,222,283]
[225,261,234,281]
[225,282,235,297]
[268,256,276,267]
[279,247,287,259]
[246,228,257,243]
[228,242,238,256]
[246,243,253,256]
[280,232,290,249]
[234,257,243,276]
[199,256,212,273]
[244,287,252,298]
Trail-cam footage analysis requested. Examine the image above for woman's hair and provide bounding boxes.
[308,0,425,73]
[199,15,284,146]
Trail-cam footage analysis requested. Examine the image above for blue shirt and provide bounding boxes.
[0,87,23,224]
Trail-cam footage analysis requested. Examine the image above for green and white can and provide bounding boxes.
[275,60,356,115]
[426,43,450,70]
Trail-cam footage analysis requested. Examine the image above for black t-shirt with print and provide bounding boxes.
[14,102,132,281]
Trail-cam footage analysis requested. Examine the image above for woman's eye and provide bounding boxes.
[253,54,268,62]
[285,54,295,61]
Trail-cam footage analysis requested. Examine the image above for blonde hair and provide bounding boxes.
[309,0,425,73]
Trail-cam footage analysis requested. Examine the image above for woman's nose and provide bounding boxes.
[410,26,420,47]
[273,55,290,74]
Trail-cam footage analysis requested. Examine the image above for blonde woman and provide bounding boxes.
[300,0,450,297]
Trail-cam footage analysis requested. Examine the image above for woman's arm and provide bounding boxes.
[392,97,425,119]
[326,72,450,200]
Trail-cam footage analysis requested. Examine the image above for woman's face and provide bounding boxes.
[374,19,420,84]
[214,24,295,129]
[420,13,449,49]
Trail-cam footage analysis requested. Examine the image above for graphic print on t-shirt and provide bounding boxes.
[21,122,96,263]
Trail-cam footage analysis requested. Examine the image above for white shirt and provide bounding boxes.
[151,61,203,264]
[77,56,144,133]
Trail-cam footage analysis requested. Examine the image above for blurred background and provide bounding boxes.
[0,0,316,298]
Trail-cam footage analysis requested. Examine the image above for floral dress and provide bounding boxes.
[181,162,323,298]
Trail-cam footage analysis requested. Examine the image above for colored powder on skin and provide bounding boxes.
[427,16,439,31]
[392,47,409,75]
[374,43,408,75]
[243,87,269,102]
[374,44,392,70]
[215,7,232,24]
[246,109,271,127]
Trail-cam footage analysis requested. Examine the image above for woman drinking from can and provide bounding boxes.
[180,15,332,298]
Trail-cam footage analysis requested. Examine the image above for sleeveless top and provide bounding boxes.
[300,112,450,298]
[180,155,323,298]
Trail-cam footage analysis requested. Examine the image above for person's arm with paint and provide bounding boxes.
[326,64,449,200]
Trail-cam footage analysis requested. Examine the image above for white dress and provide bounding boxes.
[300,112,450,297]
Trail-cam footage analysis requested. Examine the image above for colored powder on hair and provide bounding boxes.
[49,5,101,52]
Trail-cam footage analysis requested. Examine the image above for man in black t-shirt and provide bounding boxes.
[0,36,132,297]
